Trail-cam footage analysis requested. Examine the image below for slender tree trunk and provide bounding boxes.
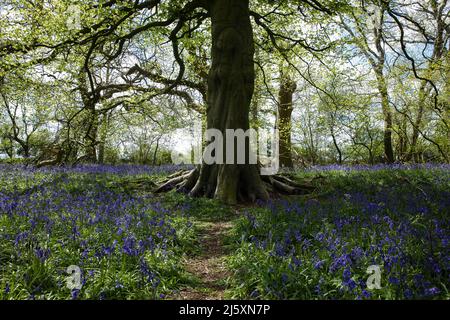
[277,73,296,168]
[444,54,450,158]
[85,104,98,163]
[396,112,408,161]
[375,69,394,163]
[189,0,268,204]
[152,137,160,165]
[22,145,30,158]
[98,143,105,164]
[408,81,428,162]
[368,148,374,165]
[307,113,316,165]
[5,138,14,159]
[331,127,342,164]
[97,113,109,164]
[14,137,30,158]
[407,1,446,162]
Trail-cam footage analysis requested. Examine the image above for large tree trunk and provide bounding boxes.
[277,73,296,168]
[188,0,268,204]
[156,0,314,202]
[78,69,99,164]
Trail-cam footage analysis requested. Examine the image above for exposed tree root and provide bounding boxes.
[35,158,60,168]
[154,168,199,193]
[155,167,315,200]
[261,174,315,195]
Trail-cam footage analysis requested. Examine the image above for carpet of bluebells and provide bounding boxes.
[228,165,450,299]
[0,163,449,300]
[0,164,197,300]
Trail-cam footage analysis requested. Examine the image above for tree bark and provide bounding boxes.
[407,1,446,163]
[395,112,408,161]
[407,81,428,162]
[331,126,342,164]
[187,0,268,204]
[375,69,394,163]
[156,0,313,202]
[97,113,110,164]
[277,73,296,168]
[77,69,99,164]
[84,104,98,163]
[152,136,160,165]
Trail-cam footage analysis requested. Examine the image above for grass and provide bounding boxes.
[0,166,197,300]
[226,167,449,299]
[0,164,448,300]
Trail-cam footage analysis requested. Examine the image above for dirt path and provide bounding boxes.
[173,220,234,300]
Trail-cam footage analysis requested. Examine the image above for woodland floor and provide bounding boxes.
[1,164,449,300]
[171,218,235,300]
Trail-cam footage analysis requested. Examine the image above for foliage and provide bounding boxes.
[1,164,448,300]
[0,165,197,300]
[227,165,450,299]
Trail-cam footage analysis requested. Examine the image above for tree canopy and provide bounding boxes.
[0,0,449,202]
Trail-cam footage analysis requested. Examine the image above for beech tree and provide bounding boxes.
[154,0,337,203]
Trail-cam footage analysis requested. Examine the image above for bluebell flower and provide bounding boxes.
[34,247,51,262]
[71,289,80,300]
[152,278,161,289]
[388,276,400,285]
[294,230,302,242]
[413,274,424,285]
[344,279,357,290]
[140,259,156,283]
[250,289,260,298]
[122,236,137,256]
[292,256,302,267]
[343,267,351,280]
[314,260,325,270]
[14,231,29,246]
[330,254,351,273]
[403,288,413,299]
[362,290,371,298]
[274,242,285,257]
[314,283,321,295]
[424,287,440,296]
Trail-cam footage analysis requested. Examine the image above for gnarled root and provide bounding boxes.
[154,168,200,193]
[261,174,315,195]
[155,165,315,201]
